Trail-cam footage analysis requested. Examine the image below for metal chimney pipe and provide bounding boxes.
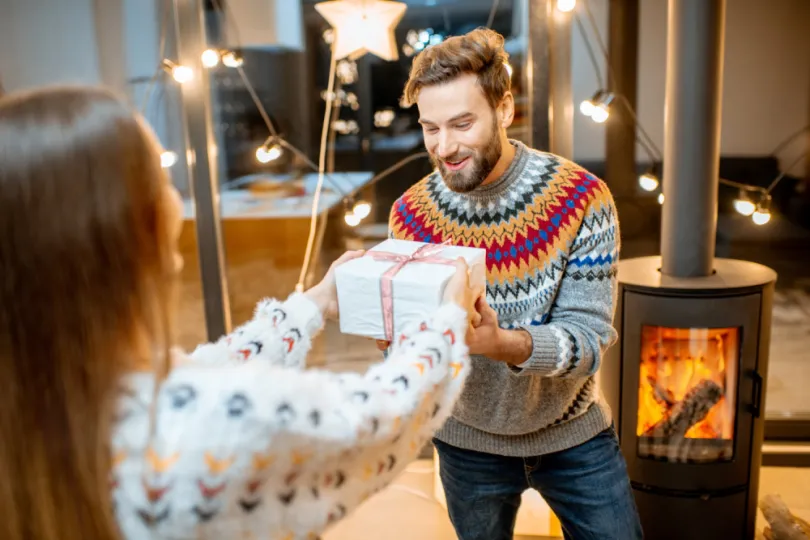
[660,0,726,277]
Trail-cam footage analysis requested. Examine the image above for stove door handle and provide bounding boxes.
[751,371,763,419]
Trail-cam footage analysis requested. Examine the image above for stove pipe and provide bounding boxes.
[661,0,726,278]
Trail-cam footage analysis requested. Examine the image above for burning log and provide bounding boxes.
[647,375,676,410]
[642,379,724,439]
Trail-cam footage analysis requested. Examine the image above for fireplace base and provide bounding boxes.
[601,256,776,539]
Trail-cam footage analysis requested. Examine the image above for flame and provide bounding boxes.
[637,326,739,440]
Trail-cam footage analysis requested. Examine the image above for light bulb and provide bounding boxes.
[171,65,194,84]
[222,51,244,68]
[557,0,577,12]
[639,173,659,192]
[201,49,220,68]
[256,144,282,164]
[657,193,665,205]
[160,151,178,169]
[419,30,430,43]
[591,104,609,123]
[579,100,595,117]
[752,209,771,225]
[353,201,371,219]
[733,199,756,216]
[344,211,361,227]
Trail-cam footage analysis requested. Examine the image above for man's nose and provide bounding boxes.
[435,131,458,159]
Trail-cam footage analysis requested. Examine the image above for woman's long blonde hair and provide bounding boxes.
[0,87,175,538]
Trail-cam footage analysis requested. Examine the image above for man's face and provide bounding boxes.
[417,73,503,193]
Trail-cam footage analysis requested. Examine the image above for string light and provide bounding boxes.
[353,200,372,219]
[344,211,362,227]
[201,49,221,68]
[162,59,193,84]
[160,151,178,169]
[752,196,772,225]
[639,172,659,192]
[557,0,577,12]
[733,190,757,216]
[580,90,614,123]
[256,137,283,163]
[222,51,244,68]
[657,193,665,205]
[374,109,396,128]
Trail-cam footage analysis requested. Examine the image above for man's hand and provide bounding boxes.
[466,297,533,366]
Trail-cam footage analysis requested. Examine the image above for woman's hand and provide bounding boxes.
[305,250,365,320]
[442,258,484,326]
[375,258,483,351]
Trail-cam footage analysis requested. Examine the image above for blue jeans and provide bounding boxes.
[433,426,643,540]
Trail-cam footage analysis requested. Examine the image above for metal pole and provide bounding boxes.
[548,5,574,158]
[526,0,552,151]
[660,0,726,278]
[605,0,639,198]
[171,0,232,339]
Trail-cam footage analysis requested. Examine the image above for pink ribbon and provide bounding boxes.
[367,242,456,342]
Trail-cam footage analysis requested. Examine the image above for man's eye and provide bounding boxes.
[455,123,471,130]
[424,127,439,134]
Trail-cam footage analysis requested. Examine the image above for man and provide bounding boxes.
[382,29,643,540]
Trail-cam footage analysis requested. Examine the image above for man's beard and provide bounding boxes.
[432,123,503,194]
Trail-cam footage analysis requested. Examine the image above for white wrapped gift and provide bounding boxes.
[335,239,486,341]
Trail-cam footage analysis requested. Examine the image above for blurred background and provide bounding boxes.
[1,2,809,533]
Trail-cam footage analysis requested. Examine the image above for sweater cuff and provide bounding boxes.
[508,324,563,376]
[256,292,325,337]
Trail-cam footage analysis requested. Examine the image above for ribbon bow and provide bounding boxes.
[366,241,456,342]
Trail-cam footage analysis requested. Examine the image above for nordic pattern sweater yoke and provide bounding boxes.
[389,140,621,457]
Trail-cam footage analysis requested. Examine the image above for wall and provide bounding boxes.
[0,0,103,92]
[572,0,810,176]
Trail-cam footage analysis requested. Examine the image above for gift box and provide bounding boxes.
[335,239,486,341]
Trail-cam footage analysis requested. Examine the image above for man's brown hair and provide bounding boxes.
[402,28,511,109]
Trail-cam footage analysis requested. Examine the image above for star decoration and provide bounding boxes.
[315,0,407,61]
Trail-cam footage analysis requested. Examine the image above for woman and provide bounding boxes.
[0,87,477,539]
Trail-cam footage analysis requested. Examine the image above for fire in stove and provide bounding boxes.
[637,326,740,463]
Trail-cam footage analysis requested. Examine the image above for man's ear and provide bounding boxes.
[499,91,515,129]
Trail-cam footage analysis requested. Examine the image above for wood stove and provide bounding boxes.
[602,258,775,539]
[600,1,778,538]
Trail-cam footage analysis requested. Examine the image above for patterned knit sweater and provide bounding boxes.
[112,294,470,539]
[389,140,620,457]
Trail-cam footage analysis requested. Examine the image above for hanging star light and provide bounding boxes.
[315,0,407,62]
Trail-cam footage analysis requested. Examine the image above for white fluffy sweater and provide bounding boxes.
[111,293,469,539]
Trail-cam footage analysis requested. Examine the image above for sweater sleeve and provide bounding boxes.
[111,303,470,540]
[183,292,323,370]
[511,183,620,379]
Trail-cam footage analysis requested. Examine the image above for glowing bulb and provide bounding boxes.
[256,144,282,164]
[752,209,771,225]
[638,173,659,192]
[353,201,372,219]
[344,211,361,227]
[171,65,194,84]
[557,0,576,12]
[657,193,665,205]
[222,51,244,68]
[591,104,609,123]
[160,151,178,169]
[579,100,595,117]
[419,30,430,43]
[733,199,756,216]
[201,49,220,68]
